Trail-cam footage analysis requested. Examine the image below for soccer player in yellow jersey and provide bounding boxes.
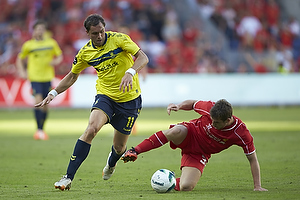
[35,14,149,191]
[16,20,63,140]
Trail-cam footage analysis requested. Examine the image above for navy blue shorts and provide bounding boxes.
[92,94,142,135]
[31,82,52,98]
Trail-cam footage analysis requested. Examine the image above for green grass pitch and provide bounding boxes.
[0,106,299,199]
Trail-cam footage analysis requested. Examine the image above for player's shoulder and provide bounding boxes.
[42,38,60,47]
[22,38,35,46]
[46,37,58,43]
[194,100,214,110]
[234,117,249,133]
[21,38,37,50]
[106,31,129,41]
[77,40,94,54]
[106,31,125,37]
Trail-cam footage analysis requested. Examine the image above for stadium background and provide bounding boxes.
[0,1,300,199]
[0,0,300,107]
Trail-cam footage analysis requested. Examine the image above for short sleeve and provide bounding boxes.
[117,33,140,56]
[71,51,90,74]
[193,100,215,116]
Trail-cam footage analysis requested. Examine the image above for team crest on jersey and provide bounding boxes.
[107,32,117,38]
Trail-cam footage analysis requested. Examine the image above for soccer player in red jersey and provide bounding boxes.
[122,99,268,192]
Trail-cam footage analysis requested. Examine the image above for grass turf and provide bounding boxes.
[0,106,299,199]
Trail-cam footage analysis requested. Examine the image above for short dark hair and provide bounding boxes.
[84,14,106,32]
[33,20,47,29]
[210,99,232,121]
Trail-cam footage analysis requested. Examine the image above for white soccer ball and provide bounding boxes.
[150,169,176,193]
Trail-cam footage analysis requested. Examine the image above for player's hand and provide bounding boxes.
[34,95,55,107]
[119,73,133,93]
[253,186,268,191]
[167,103,179,115]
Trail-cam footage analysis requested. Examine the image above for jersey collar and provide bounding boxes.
[221,117,238,131]
[91,33,108,49]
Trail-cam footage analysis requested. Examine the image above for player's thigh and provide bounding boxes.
[180,166,201,191]
[80,109,108,142]
[88,109,108,131]
[163,125,188,146]
[31,82,51,99]
[31,82,44,103]
[112,130,130,154]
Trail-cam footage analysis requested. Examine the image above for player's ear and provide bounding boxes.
[225,117,231,124]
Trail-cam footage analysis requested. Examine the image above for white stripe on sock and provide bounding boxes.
[154,133,164,146]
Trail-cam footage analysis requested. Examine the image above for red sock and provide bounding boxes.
[134,131,168,154]
[174,178,180,191]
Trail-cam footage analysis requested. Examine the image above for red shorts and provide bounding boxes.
[169,123,210,174]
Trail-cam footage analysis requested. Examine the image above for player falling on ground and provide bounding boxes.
[35,14,148,190]
[122,99,268,192]
[16,20,63,140]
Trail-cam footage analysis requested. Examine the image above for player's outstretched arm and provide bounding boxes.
[246,152,268,191]
[167,100,197,115]
[167,103,179,115]
[35,71,79,107]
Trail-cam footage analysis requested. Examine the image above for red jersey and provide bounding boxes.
[171,101,255,160]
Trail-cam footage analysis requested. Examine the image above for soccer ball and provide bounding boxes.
[150,169,176,193]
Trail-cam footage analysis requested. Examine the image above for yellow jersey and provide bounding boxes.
[18,37,62,82]
[71,31,141,103]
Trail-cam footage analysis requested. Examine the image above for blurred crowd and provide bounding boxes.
[199,0,300,73]
[0,0,299,77]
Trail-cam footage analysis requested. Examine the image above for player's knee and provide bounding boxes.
[86,126,97,134]
[85,125,100,139]
[113,144,126,155]
[173,127,182,135]
[166,126,179,136]
[165,125,187,144]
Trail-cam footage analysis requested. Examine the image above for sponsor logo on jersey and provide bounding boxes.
[203,124,227,144]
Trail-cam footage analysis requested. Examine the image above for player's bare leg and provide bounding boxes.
[112,130,129,154]
[163,125,188,145]
[178,167,201,191]
[79,109,108,143]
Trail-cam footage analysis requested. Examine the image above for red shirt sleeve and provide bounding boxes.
[193,100,215,116]
[234,122,256,155]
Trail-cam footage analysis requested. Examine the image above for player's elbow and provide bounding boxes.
[137,50,149,65]
[144,54,149,65]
